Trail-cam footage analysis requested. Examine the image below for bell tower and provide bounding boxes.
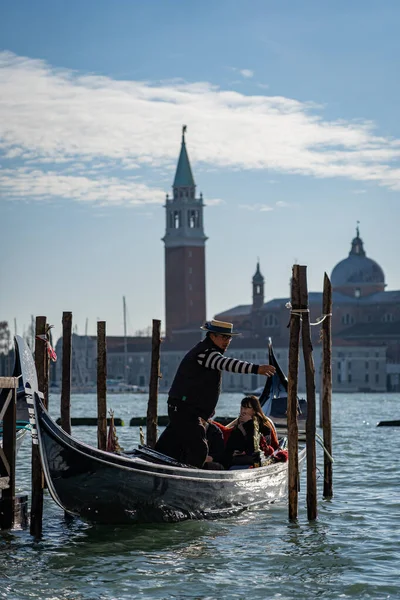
[252,261,264,310]
[163,126,207,339]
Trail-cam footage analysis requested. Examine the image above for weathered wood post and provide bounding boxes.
[60,312,72,435]
[147,319,161,448]
[43,324,51,410]
[97,321,107,451]
[322,273,333,499]
[299,266,317,521]
[30,315,47,538]
[287,265,301,521]
[0,377,17,530]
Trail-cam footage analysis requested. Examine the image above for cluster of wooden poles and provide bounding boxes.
[0,263,332,535]
[0,313,162,537]
[287,265,333,521]
[27,315,162,538]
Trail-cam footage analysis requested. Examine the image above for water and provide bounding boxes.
[1,392,400,600]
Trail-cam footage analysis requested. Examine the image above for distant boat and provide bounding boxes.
[243,385,264,396]
[245,339,307,439]
[52,381,147,395]
[106,380,146,394]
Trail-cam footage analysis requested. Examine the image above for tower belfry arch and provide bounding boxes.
[163,127,207,339]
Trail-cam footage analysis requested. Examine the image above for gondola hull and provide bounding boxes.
[32,397,306,523]
[19,335,306,525]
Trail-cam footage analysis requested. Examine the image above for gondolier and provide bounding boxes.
[155,319,276,468]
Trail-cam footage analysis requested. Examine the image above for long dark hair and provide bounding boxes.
[241,395,275,430]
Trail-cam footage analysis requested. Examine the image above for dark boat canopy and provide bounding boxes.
[258,338,307,419]
[259,338,288,407]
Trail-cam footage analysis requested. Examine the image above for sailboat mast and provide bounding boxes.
[85,318,88,370]
[123,296,128,384]
[31,314,35,350]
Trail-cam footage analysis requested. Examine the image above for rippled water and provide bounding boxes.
[1,392,400,599]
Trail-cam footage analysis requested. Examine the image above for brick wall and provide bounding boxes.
[165,245,206,337]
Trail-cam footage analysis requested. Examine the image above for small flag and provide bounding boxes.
[36,335,57,362]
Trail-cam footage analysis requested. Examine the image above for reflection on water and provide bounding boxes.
[1,393,400,599]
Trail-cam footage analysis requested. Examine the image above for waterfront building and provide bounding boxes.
[215,227,399,392]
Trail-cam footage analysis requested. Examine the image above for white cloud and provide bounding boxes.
[204,197,226,206]
[239,69,254,78]
[0,167,164,205]
[0,50,400,207]
[239,204,273,211]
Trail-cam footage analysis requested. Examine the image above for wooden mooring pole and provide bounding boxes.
[60,312,72,435]
[299,266,317,521]
[322,273,333,499]
[287,265,301,521]
[0,377,17,530]
[147,319,161,448]
[97,321,107,451]
[43,324,51,410]
[30,315,47,538]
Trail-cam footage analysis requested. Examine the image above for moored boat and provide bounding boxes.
[0,335,31,452]
[17,336,306,525]
[251,339,307,439]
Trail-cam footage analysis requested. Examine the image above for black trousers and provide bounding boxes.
[154,406,208,468]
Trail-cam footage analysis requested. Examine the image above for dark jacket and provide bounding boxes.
[168,337,223,420]
[223,420,272,468]
[206,422,225,464]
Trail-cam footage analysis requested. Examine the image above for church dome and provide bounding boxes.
[331,227,385,296]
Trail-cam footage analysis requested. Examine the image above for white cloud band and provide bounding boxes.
[1,50,399,206]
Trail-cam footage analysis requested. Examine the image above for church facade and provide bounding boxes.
[214,228,399,392]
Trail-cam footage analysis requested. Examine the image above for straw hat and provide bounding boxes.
[200,319,240,336]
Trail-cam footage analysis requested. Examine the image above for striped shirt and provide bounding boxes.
[197,349,258,374]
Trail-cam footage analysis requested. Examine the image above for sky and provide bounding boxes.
[1,0,399,343]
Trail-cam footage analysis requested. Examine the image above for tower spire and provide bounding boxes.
[173,125,195,188]
[252,260,264,309]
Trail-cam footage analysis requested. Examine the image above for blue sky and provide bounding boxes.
[1,0,399,342]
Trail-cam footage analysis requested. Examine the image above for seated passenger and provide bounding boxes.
[201,417,225,470]
[223,396,279,469]
[155,415,225,469]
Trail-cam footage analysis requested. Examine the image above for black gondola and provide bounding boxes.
[0,335,31,453]
[17,336,306,525]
